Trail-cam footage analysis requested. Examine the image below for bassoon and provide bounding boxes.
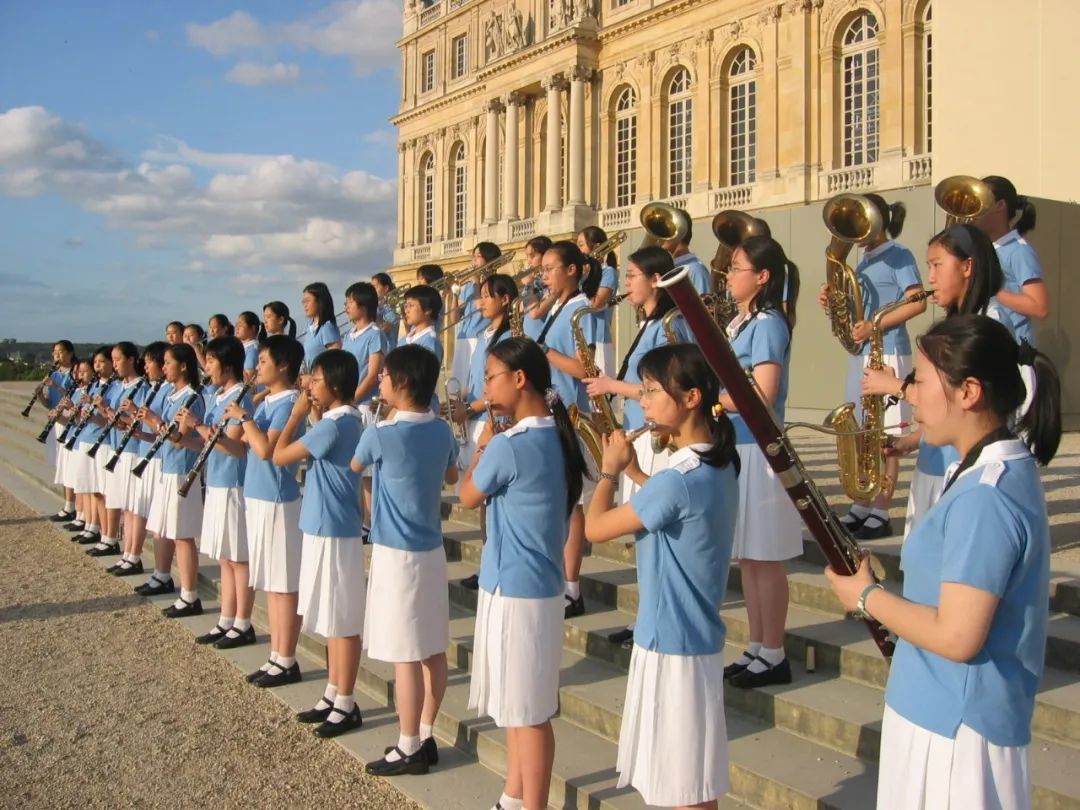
[178,381,253,498]
[657,266,895,658]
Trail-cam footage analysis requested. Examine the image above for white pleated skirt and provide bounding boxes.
[621,428,672,504]
[617,645,730,807]
[247,497,303,593]
[124,455,159,518]
[731,445,803,561]
[62,441,80,490]
[44,425,59,467]
[364,544,449,663]
[903,468,945,542]
[451,336,477,386]
[298,533,366,638]
[72,443,101,495]
[53,428,69,486]
[877,705,1030,810]
[199,486,248,562]
[468,588,563,728]
[146,471,203,541]
[595,341,614,377]
[846,351,913,436]
[103,450,128,509]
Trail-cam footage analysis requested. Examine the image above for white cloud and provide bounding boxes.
[363,128,396,146]
[141,136,282,173]
[226,61,301,86]
[186,1,400,77]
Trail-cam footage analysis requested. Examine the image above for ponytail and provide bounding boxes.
[550,395,587,515]
[983,175,1037,236]
[1014,195,1037,237]
[783,260,801,331]
[1017,342,1062,465]
[285,317,297,339]
[865,194,907,239]
[238,311,267,342]
[482,274,520,350]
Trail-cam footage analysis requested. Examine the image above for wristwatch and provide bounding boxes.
[853,582,884,620]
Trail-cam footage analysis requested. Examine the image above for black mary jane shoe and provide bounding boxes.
[87,543,121,557]
[77,531,101,546]
[195,625,230,645]
[254,662,301,688]
[856,516,894,540]
[114,559,144,577]
[460,573,480,590]
[723,653,754,680]
[729,656,793,689]
[162,596,203,619]
[297,703,334,724]
[366,746,430,777]
[213,625,256,650]
[838,510,867,532]
[564,594,585,619]
[105,560,126,574]
[49,510,76,523]
[136,577,175,596]
[64,520,86,532]
[313,705,363,738]
[607,627,634,646]
[383,735,439,766]
[246,664,273,684]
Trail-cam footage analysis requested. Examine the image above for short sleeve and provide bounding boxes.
[630,470,687,533]
[244,345,258,370]
[940,487,1023,597]
[446,428,459,469]
[353,425,381,467]
[895,254,923,291]
[323,321,342,347]
[600,265,618,291]
[459,281,474,306]
[582,304,598,344]
[689,261,712,295]
[1013,244,1043,285]
[189,395,206,421]
[749,314,789,368]
[472,434,515,496]
[267,400,292,432]
[301,418,338,460]
[367,334,383,358]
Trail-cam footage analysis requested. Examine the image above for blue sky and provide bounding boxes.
[0,0,402,342]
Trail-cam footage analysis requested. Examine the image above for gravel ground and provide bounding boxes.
[0,488,419,810]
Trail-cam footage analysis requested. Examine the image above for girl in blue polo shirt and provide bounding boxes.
[300,281,343,372]
[235,311,264,386]
[826,195,927,540]
[274,348,364,739]
[576,226,620,375]
[720,236,802,689]
[351,344,459,778]
[54,359,93,533]
[828,314,1061,810]
[519,235,552,342]
[459,337,587,810]
[372,273,401,352]
[72,347,118,547]
[403,284,444,363]
[450,242,497,384]
[585,343,740,810]
[41,340,77,522]
[222,336,306,687]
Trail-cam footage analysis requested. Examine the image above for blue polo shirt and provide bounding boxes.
[675,253,712,296]
[131,380,172,457]
[203,382,251,489]
[378,301,401,351]
[243,390,303,503]
[46,368,75,408]
[539,292,593,412]
[298,406,362,537]
[621,315,691,430]
[405,325,443,364]
[79,378,120,447]
[993,230,1043,345]
[593,264,619,343]
[466,325,513,421]
[353,411,457,552]
[726,309,791,445]
[456,281,490,339]
[855,241,923,356]
[887,440,1048,746]
[342,323,384,405]
[302,319,341,370]
[630,444,738,655]
[158,385,206,475]
[98,377,143,449]
[473,416,569,599]
[242,340,259,373]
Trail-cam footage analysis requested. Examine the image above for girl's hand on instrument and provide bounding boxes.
[601,430,635,476]
[120,399,137,414]
[291,392,311,420]
[224,402,248,422]
[584,374,616,397]
[817,284,829,311]
[884,433,919,457]
[824,553,875,612]
[850,320,873,344]
[861,366,900,397]
[176,408,199,433]
[448,400,469,425]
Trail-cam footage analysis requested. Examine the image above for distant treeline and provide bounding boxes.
[0,342,103,382]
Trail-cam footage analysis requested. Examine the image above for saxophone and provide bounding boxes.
[568,306,617,468]
[825,290,932,501]
[822,194,883,355]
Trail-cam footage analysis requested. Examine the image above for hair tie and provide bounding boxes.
[544,386,562,411]
[712,402,726,419]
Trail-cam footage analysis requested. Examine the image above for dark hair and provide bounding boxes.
[185,323,207,343]
[526,235,553,256]
[918,315,1061,465]
[865,193,907,239]
[372,272,395,291]
[93,345,113,365]
[53,340,75,359]
[259,335,304,384]
[404,284,443,321]
[237,311,267,342]
[209,314,234,337]
[474,242,502,264]
[627,246,678,320]
[166,321,185,334]
[546,240,593,297]
[928,225,1004,317]
[311,348,359,404]
[637,344,740,472]
[481,273,520,348]
[204,336,245,383]
[983,175,1037,236]
[345,281,379,322]
[166,344,201,389]
[384,344,439,409]
[303,282,335,328]
[263,301,297,339]
[488,338,586,516]
[737,236,801,329]
[416,264,444,285]
[579,225,617,269]
[142,341,168,371]
[676,209,693,245]
[113,341,145,376]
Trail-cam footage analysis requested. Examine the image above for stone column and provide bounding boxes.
[542,73,566,211]
[503,93,522,221]
[484,98,503,225]
[567,65,591,207]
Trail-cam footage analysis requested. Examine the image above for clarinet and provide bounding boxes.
[22,362,59,418]
[87,376,147,459]
[132,386,203,479]
[105,378,166,472]
[657,266,895,659]
[178,381,253,498]
[37,376,80,444]
[64,374,118,451]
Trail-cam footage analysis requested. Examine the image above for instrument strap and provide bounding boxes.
[536,292,573,346]
[941,425,1015,495]
[615,314,659,381]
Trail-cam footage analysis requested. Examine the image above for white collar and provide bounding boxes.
[508,415,555,430]
[215,382,244,401]
[994,229,1021,248]
[864,240,894,260]
[122,376,142,389]
[265,389,297,404]
[552,292,586,313]
[322,404,360,421]
[483,324,497,337]
[383,409,436,426]
[168,384,192,401]
[242,339,257,348]
[667,442,710,470]
[944,438,1031,485]
[407,325,435,341]
[347,322,376,339]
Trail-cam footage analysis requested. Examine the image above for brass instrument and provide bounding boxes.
[935,175,995,227]
[626,420,670,443]
[639,202,690,250]
[586,231,627,262]
[484,399,509,434]
[569,306,618,468]
[822,193,883,355]
[437,251,518,335]
[646,308,688,454]
[825,289,933,502]
[444,377,469,444]
[22,362,58,418]
[510,296,527,338]
[708,210,769,330]
[370,397,386,423]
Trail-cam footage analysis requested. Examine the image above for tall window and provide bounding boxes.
[667,68,693,196]
[421,153,435,244]
[924,4,933,152]
[841,12,880,166]
[450,144,466,239]
[728,48,757,186]
[451,34,468,79]
[421,49,436,93]
[614,87,637,208]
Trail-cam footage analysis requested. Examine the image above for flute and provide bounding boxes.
[178,382,253,498]
[65,373,119,451]
[87,376,147,459]
[132,386,203,479]
[21,362,59,418]
[105,378,166,472]
[36,376,80,444]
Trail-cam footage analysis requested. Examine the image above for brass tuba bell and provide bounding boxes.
[639,202,690,250]
[935,175,995,227]
[708,210,769,328]
[822,194,883,356]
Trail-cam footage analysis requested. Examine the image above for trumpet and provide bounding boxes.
[132,386,203,478]
[22,362,59,418]
[87,376,147,459]
[36,376,80,444]
[179,381,254,498]
[105,378,166,472]
[935,175,995,227]
[484,399,508,434]
[444,377,469,444]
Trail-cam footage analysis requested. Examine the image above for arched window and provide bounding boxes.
[614,87,637,208]
[728,47,757,186]
[841,11,880,167]
[923,3,933,153]
[420,153,435,245]
[666,68,693,196]
[450,143,466,240]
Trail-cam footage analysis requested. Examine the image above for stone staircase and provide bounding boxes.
[2,382,1078,809]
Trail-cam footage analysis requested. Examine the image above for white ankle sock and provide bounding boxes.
[86,523,100,534]
[101,535,116,545]
[565,580,581,600]
[329,694,355,722]
[497,794,523,810]
[315,684,338,709]
[419,722,433,740]
[64,500,76,512]
[735,641,762,667]
[153,569,172,583]
[217,615,234,631]
[868,508,890,521]
[276,655,295,669]
[232,617,251,632]
[385,734,420,762]
[180,588,198,603]
[747,646,785,674]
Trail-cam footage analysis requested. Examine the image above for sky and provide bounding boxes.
[0,0,403,342]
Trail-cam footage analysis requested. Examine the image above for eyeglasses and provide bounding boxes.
[484,370,512,384]
[640,385,665,400]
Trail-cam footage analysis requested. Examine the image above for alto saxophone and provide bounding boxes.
[569,306,617,469]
